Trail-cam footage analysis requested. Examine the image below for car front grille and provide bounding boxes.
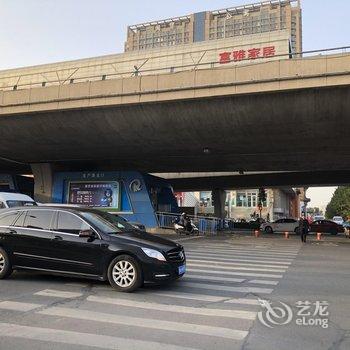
[166,248,185,263]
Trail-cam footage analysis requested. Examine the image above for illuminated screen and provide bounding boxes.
[68,181,120,209]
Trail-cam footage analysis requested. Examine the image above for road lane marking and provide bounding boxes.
[86,295,257,320]
[0,323,199,350]
[187,268,283,279]
[178,282,273,294]
[248,279,279,286]
[186,253,292,265]
[0,301,41,312]
[186,249,298,258]
[184,274,279,286]
[188,262,286,273]
[38,307,249,340]
[148,291,258,305]
[184,274,245,283]
[187,258,289,269]
[35,289,83,299]
[186,253,297,261]
[186,246,299,254]
[186,252,294,262]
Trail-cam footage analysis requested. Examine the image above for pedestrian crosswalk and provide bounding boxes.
[0,239,301,350]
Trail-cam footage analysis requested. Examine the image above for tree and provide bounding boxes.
[325,187,350,219]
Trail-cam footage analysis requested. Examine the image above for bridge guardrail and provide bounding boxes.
[1,46,350,91]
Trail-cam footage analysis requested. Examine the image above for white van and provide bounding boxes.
[0,192,37,209]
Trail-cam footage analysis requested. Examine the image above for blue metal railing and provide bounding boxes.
[156,212,222,235]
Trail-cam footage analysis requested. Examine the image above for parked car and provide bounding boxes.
[313,215,325,221]
[260,218,299,234]
[0,192,36,209]
[0,207,185,292]
[232,218,265,230]
[309,219,344,235]
[332,216,344,226]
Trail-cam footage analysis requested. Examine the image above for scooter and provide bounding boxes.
[174,221,199,236]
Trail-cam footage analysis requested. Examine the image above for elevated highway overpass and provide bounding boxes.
[0,52,350,184]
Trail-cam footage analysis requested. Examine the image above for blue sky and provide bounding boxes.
[0,0,349,69]
[0,0,342,206]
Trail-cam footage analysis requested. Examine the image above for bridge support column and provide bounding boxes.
[31,163,53,203]
[212,189,226,219]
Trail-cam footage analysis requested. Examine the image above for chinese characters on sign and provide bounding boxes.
[219,46,276,64]
[68,181,120,209]
[82,172,105,179]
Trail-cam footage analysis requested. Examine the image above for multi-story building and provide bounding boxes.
[180,188,301,221]
[125,0,302,54]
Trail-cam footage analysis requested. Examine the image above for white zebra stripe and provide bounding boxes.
[178,282,273,294]
[148,291,258,305]
[35,289,83,299]
[38,307,249,340]
[186,253,292,265]
[184,274,278,286]
[188,262,286,273]
[0,301,41,312]
[187,268,283,279]
[86,295,257,320]
[186,249,298,258]
[0,323,199,350]
[187,258,289,269]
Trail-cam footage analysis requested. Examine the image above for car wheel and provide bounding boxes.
[0,247,13,279]
[108,255,143,293]
[294,227,300,235]
[265,226,273,234]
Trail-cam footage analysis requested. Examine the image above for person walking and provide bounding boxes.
[299,217,309,243]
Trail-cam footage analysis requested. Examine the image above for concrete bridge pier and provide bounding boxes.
[212,189,226,219]
[31,163,53,203]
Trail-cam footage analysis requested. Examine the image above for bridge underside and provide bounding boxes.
[168,171,350,191]
[1,85,350,177]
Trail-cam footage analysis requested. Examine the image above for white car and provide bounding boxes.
[0,192,37,209]
[260,218,299,234]
[332,216,344,226]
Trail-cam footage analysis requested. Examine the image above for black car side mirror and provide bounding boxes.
[79,229,95,239]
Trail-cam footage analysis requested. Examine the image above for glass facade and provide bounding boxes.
[127,19,191,51]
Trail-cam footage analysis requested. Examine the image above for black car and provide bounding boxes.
[0,207,186,292]
[309,219,344,235]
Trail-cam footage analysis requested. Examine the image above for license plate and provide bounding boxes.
[178,264,186,275]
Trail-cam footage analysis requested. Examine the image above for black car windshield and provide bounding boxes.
[6,200,37,208]
[80,211,135,234]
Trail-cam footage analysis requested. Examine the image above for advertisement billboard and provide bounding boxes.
[68,181,120,210]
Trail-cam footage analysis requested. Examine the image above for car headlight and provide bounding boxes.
[141,248,166,261]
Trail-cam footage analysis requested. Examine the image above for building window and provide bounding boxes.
[236,192,247,207]
[234,191,268,208]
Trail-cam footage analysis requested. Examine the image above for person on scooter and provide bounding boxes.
[177,213,191,232]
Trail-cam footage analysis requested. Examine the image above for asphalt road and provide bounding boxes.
[0,234,349,350]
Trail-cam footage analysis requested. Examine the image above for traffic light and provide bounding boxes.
[258,187,267,205]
